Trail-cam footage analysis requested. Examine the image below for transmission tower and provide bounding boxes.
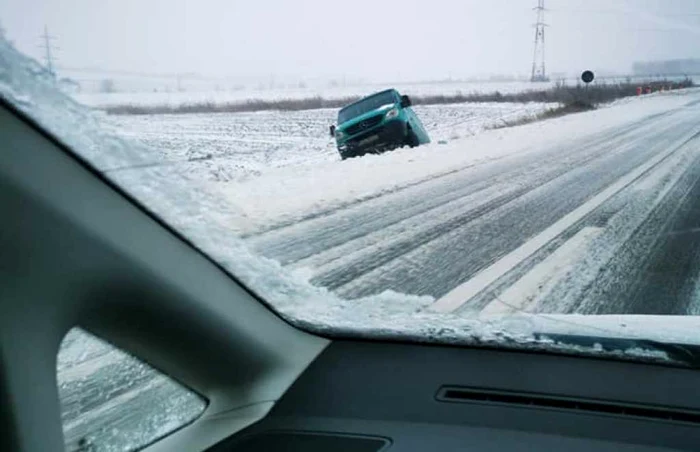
[40,25,58,80]
[530,0,549,82]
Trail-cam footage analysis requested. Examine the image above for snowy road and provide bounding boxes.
[242,93,700,315]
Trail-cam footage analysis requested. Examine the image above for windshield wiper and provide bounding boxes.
[533,333,700,369]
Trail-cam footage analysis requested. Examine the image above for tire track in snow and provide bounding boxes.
[436,125,700,313]
[573,138,700,315]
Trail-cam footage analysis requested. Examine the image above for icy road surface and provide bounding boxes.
[222,90,700,315]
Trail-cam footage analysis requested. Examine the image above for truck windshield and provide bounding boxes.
[338,91,398,124]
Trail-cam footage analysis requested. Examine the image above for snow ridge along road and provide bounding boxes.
[238,91,700,315]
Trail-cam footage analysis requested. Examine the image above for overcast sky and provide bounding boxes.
[2,0,700,82]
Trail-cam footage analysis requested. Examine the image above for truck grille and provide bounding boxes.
[345,115,383,136]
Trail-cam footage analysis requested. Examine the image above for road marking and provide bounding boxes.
[480,227,602,315]
[429,137,689,313]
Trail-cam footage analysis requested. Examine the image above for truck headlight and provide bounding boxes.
[335,129,345,139]
[385,107,399,119]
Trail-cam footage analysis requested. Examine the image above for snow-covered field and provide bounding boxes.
[107,102,554,182]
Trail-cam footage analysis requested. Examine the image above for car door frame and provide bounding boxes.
[0,99,329,452]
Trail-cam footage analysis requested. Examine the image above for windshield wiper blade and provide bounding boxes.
[533,333,700,368]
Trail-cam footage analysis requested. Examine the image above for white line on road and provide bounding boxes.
[429,132,695,313]
[480,226,602,315]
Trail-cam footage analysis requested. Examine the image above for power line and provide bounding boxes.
[531,0,549,82]
[39,25,58,80]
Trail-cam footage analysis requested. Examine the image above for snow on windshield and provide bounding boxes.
[3,35,700,364]
[58,329,205,451]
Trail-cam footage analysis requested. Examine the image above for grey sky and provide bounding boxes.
[2,0,700,82]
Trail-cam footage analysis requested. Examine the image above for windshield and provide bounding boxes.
[338,90,398,124]
[3,0,700,375]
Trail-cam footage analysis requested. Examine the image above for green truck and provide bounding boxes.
[330,89,431,159]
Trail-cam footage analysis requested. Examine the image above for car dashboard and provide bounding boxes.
[210,340,700,451]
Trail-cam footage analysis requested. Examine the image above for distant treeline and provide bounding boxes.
[633,59,700,76]
[417,78,694,105]
[104,78,695,115]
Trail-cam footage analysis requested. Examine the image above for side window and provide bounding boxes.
[57,328,206,452]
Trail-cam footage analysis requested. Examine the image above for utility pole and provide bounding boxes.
[530,0,549,82]
[40,25,58,80]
